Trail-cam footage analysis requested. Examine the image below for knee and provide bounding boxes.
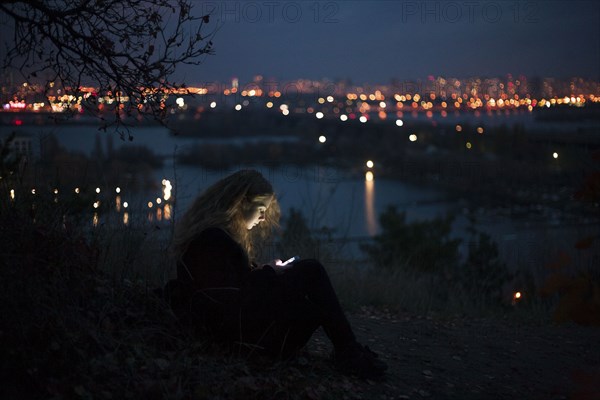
[295,259,327,280]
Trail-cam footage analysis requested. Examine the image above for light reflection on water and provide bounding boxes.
[365,178,377,236]
[4,182,175,228]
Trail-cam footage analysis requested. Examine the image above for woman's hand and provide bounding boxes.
[269,259,282,268]
[267,259,291,274]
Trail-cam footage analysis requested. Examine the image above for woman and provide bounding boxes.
[165,169,387,379]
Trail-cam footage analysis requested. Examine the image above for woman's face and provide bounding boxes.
[243,195,273,230]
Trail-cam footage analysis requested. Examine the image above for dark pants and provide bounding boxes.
[233,259,356,358]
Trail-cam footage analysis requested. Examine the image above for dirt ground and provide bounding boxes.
[303,311,600,400]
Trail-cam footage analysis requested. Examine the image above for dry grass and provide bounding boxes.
[324,257,555,323]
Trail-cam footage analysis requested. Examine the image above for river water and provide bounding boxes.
[3,121,599,277]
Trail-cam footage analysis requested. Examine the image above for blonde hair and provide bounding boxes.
[171,170,280,262]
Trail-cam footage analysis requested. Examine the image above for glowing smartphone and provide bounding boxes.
[281,256,300,266]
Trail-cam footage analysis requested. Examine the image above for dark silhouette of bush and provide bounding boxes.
[360,206,461,274]
[277,208,317,254]
[361,206,513,308]
[459,231,513,306]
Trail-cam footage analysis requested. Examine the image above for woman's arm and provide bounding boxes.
[177,227,278,312]
[178,227,250,288]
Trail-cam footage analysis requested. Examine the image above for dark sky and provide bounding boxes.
[182,0,600,85]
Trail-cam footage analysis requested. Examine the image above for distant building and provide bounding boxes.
[1,131,39,161]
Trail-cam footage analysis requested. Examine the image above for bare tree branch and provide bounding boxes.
[1,0,218,138]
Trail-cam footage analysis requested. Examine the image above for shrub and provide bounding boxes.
[458,231,513,307]
[360,206,461,274]
[275,207,336,262]
[359,206,514,312]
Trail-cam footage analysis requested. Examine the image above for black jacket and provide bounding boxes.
[165,227,276,337]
